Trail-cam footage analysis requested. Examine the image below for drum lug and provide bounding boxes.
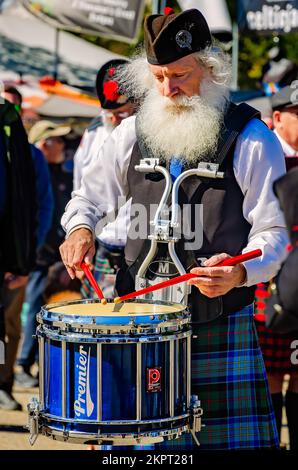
[189,395,203,446]
[27,397,40,446]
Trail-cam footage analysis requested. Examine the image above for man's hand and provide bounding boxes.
[4,273,29,290]
[188,253,247,298]
[59,228,95,279]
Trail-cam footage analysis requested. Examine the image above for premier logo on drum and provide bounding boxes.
[147,367,162,393]
[74,345,94,418]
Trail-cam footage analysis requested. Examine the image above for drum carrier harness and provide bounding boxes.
[117,102,261,324]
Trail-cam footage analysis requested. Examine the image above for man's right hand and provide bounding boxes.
[59,228,95,279]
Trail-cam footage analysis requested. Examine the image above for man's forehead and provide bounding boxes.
[149,54,198,73]
[281,105,298,114]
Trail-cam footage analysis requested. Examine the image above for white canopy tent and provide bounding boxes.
[0,3,122,86]
[178,0,232,42]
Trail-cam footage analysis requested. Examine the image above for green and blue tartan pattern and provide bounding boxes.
[156,304,279,450]
[81,254,115,299]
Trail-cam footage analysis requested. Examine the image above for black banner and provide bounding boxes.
[238,0,298,34]
[22,0,145,43]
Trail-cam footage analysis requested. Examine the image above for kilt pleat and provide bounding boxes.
[81,252,115,299]
[156,304,279,450]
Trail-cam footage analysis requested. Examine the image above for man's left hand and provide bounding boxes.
[188,253,247,298]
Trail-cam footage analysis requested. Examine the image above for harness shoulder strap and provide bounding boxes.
[217,102,261,166]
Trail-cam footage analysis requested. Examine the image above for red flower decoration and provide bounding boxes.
[103,80,120,102]
[164,7,174,15]
[108,67,116,77]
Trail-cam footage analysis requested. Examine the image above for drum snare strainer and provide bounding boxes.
[28,299,202,446]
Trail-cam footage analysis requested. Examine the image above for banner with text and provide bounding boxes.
[238,0,298,34]
[22,0,145,42]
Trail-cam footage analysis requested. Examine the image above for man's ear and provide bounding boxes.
[272,110,281,127]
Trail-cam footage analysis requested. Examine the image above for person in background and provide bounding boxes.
[74,59,136,190]
[74,59,136,299]
[272,85,298,171]
[266,168,298,335]
[0,99,37,410]
[1,86,54,251]
[0,87,53,404]
[15,120,72,388]
[254,85,298,449]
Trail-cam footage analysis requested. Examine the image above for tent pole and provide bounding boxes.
[152,0,167,14]
[54,28,60,82]
[231,21,239,91]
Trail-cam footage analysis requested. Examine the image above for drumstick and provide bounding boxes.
[80,262,107,304]
[114,249,262,303]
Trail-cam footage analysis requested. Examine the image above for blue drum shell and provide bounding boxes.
[37,299,191,438]
[39,331,190,424]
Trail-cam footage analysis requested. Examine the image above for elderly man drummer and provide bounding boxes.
[60,9,288,449]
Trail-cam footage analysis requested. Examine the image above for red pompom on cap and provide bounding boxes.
[164,7,174,15]
[103,80,120,102]
[108,67,116,77]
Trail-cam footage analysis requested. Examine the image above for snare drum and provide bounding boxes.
[28,299,202,446]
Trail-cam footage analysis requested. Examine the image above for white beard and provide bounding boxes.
[137,86,227,163]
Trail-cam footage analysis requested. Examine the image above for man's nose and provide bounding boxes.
[162,78,178,98]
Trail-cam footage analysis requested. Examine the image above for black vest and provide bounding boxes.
[116,103,262,321]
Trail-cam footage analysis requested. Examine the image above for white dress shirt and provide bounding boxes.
[74,124,110,192]
[73,118,131,247]
[62,115,289,286]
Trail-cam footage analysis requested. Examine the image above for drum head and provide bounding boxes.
[39,299,188,329]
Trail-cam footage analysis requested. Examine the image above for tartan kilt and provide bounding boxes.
[254,282,298,372]
[255,320,298,372]
[81,245,123,299]
[156,304,279,450]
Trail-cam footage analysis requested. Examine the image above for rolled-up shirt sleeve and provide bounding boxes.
[61,116,136,238]
[234,119,289,286]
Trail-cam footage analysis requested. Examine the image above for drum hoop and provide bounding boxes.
[39,424,190,444]
[39,412,190,426]
[37,298,190,334]
[37,325,192,343]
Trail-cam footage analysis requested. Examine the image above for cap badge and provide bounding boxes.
[175,30,192,50]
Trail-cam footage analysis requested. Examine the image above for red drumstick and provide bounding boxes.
[114,249,262,303]
[81,261,107,304]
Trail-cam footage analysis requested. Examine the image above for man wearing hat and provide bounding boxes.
[16,120,73,385]
[74,59,136,190]
[60,9,288,449]
[73,59,136,299]
[272,84,298,171]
